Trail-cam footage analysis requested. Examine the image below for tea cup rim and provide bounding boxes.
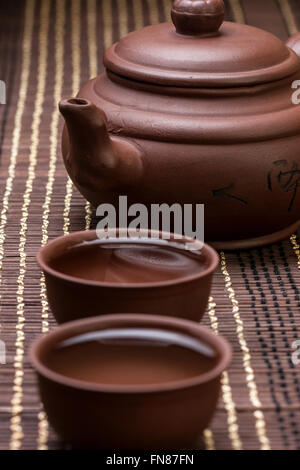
[36,229,219,290]
[29,313,232,395]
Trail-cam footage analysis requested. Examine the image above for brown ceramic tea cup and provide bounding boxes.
[37,229,219,324]
[30,313,232,449]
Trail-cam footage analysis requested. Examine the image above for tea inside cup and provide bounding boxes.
[42,326,219,387]
[48,234,209,286]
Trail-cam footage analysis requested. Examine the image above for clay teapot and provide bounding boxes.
[59,0,300,249]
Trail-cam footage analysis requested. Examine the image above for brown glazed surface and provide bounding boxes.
[59,0,300,249]
[30,314,232,449]
[37,229,219,324]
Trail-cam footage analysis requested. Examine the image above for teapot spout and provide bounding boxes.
[59,98,143,191]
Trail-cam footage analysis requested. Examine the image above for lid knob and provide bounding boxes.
[171,0,225,36]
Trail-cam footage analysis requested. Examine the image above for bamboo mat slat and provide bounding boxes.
[0,0,300,450]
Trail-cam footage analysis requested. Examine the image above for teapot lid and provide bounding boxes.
[104,0,299,88]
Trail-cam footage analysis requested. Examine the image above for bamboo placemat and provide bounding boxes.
[0,0,300,450]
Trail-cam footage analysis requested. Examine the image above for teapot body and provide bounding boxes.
[61,70,300,249]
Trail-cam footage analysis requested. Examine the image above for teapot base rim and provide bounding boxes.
[210,220,300,251]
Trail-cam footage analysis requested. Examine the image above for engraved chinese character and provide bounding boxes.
[268,160,300,211]
[212,183,247,205]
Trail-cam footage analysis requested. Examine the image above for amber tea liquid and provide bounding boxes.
[45,328,218,386]
[49,238,207,284]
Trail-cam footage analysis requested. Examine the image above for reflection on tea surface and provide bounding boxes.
[45,328,218,386]
[49,238,207,284]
